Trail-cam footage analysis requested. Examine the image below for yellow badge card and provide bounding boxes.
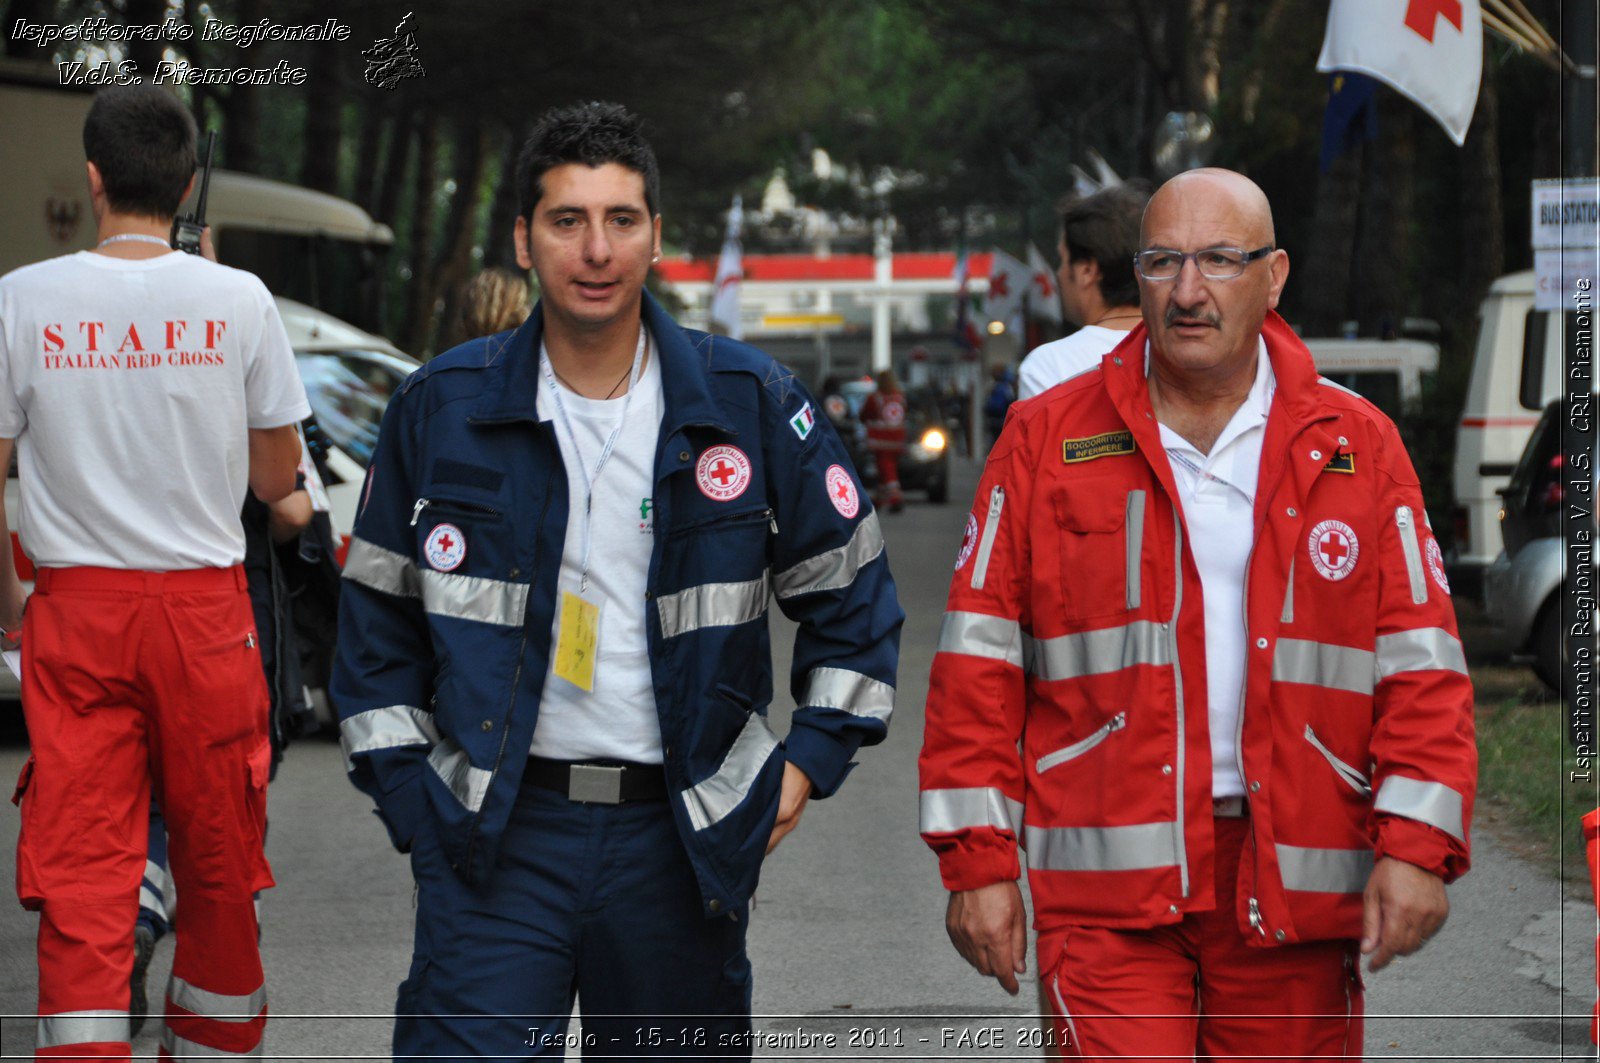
[1062,430,1136,464]
[553,590,601,692]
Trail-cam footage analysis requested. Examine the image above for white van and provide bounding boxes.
[1302,337,1439,423]
[1452,270,1565,599]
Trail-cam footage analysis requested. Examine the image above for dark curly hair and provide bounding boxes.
[1057,180,1152,309]
[515,101,660,221]
[82,85,197,220]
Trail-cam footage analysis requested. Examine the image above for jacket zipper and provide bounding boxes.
[971,486,1005,590]
[411,497,504,526]
[1395,505,1428,604]
[1035,712,1126,773]
[461,462,553,879]
[1303,724,1372,795]
[1168,502,1189,898]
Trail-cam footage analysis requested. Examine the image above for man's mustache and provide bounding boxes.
[1164,306,1220,328]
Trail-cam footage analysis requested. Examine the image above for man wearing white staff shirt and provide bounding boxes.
[1018,182,1151,400]
[0,85,306,1060]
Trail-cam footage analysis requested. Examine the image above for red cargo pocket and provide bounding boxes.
[11,755,33,806]
[14,756,41,909]
[246,741,275,892]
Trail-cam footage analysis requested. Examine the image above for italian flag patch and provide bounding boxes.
[789,402,816,441]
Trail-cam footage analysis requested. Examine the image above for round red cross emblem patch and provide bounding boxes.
[695,445,752,502]
[955,513,979,570]
[424,522,466,572]
[1426,537,1451,595]
[825,464,860,518]
[1307,519,1359,581]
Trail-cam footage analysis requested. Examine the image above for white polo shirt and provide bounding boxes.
[1150,339,1274,799]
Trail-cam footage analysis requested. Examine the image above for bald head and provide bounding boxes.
[1135,167,1290,387]
[1141,168,1276,248]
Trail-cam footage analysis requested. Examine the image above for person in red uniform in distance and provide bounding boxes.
[0,86,308,1061]
[862,368,908,513]
[919,169,1476,1061]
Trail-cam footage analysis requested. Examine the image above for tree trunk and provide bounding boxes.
[352,106,387,214]
[374,110,415,232]
[215,0,264,174]
[1353,91,1416,338]
[399,117,441,352]
[1456,70,1503,334]
[123,0,167,79]
[1300,146,1364,335]
[300,41,345,194]
[423,121,497,353]
[482,131,525,270]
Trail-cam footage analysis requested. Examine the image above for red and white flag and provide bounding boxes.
[1317,0,1482,146]
[1027,243,1062,325]
[982,249,1036,323]
[710,195,744,339]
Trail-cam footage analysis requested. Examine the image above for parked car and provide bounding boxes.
[1483,400,1585,699]
[835,378,951,504]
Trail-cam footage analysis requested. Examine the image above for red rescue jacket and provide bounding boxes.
[862,389,907,451]
[919,313,1475,946]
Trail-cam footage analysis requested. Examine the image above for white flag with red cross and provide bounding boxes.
[1027,243,1062,324]
[710,195,744,339]
[1317,0,1482,146]
[982,249,1036,324]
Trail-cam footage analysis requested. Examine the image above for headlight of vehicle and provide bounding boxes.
[910,427,947,462]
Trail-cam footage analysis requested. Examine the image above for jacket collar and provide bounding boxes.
[469,290,736,436]
[1100,310,1327,433]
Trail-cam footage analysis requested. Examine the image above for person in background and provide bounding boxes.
[982,361,1016,451]
[457,266,532,344]
[1018,181,1151,399]
[861,367,908,513]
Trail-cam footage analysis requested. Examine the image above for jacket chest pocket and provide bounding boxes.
[411,495,508,577]
[1053,485,1144,622]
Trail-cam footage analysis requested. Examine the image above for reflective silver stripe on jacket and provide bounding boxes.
[1276,843,1374,893]
[1273,639,1376,694]
[1023,821,1180,872]
[1281,557,1295,624]
[937,611,1024,668]
[1374,775,1466,841]
[919,787,1024,835]
[802,667,895,722]
[681,711,781,831]
[343,536,420,598]
[340,704,439,770]
[419,569,528,628]
[37,1011,129,1049]
[1027,621,1170,682]
[1375,628,1468,679]
[774,514,884,599]
[161,1027,265,1058]
[656,573,771,639]
[1125,490,1145,610]
[168,975,266,1023]
[428,737,492,814]
[345,537,528,627]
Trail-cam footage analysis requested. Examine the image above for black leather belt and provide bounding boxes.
[523,756,668,804]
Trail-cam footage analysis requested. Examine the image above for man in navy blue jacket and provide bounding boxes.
[333,102,902,1058]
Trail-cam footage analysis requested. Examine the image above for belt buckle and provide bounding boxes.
[1212,796,1247,818]
[569,765,624,805]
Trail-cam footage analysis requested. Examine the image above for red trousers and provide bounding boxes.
[15,566,273,1060]
[1039,816,1363,1061]
[871,445,903,504]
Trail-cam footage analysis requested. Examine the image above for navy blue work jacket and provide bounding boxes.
[331,292,903,914]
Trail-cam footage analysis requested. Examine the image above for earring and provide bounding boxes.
[652,252,660,262]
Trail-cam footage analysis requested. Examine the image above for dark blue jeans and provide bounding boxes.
[395,783,753,1060]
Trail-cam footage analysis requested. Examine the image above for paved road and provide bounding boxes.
[0,454,1593,1060]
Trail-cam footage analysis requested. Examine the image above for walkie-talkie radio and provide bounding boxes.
[171,131,216,255]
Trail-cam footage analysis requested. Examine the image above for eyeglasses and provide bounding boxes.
[1134,246,1274,281]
